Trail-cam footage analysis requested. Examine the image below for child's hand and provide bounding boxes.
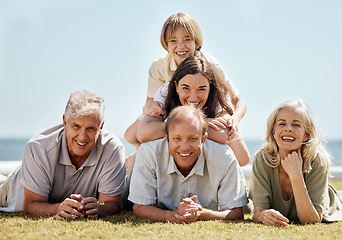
[143,100,165,119]
[225,116,239,141]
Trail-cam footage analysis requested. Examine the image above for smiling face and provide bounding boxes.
[175,73,210,109]
[63,114,103,165]
[167,118,206,177]
[167,27,196,66]
[273,107,308,158]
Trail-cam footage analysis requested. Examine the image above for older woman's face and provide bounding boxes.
[175,73,210,109]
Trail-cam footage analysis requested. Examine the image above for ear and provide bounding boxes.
[63,115,67,127]
[202,132,208,143]
[304,133,309,142]
[166,133,169,142]
[100,121,104,130]
[175,81,179,94]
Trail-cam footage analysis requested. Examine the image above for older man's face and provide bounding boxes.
[167,118,206,177]
[63,114,103,163]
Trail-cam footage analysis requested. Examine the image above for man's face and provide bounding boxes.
[167,118,206,176]
[63,114,103,163]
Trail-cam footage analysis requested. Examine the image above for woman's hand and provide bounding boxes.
[253,206,289,227]
[281,150,303,180]
[143,100,165,119]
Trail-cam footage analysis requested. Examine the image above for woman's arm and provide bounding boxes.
[281,151,322,224]
[136,115,166,143]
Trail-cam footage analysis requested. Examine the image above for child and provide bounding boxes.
[249,100,342,226]
[124,13,247,168]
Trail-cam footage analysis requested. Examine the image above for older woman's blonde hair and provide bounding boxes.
[160,12,203,52]
[259,100,331,173]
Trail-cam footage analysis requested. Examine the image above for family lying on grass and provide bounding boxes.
[1,12,342,226]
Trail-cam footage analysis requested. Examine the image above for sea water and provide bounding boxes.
[1,138,342,178]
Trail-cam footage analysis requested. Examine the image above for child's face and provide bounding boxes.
[167,27,196,66]
[273,107,308,158]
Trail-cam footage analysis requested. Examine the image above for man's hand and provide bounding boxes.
[175,195,203,223]
[55,194,85,220]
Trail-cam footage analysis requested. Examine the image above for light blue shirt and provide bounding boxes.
[128,138,248,211]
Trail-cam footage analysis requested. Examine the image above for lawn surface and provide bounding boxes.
[0,180,341,240]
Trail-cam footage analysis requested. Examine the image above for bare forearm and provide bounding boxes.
[207,128,229,144]
[24,201,60,216]
[97,201,122,217]
[133,204,177,222]
[232,98,246,123]
[137,120,166,143]
[291,176,322,224]
[198,207,243,221]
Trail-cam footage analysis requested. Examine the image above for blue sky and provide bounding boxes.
[1,0,341,143]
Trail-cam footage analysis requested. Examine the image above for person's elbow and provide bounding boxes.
[238,152,250,167]
[136,130,149,143]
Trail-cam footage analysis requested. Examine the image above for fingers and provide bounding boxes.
[261,209,289,227]
[56,198,84,220]
[70,194,83,202]
[80,197,99,218]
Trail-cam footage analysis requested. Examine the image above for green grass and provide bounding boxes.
[1,180,341,240]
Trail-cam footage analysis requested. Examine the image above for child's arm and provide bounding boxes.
[136,115,166,143]
[207,112,250,166]
[226,96,247,140]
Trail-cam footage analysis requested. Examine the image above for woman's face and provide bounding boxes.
[175,73,210,109]
[273,107,308,158]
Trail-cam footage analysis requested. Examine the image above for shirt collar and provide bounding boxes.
[169,50,201,72]
[167,151,205,177]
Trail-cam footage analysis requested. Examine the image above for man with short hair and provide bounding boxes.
[0,90,126,219]
[128,105,247,223]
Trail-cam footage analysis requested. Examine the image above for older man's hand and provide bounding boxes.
[55,194,85,220]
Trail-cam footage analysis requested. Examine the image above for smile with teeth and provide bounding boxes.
[186,101,200,107]
[176,51,188,56]
[282,136,295,141]
[75,140,87,146]
[179,153,191,157]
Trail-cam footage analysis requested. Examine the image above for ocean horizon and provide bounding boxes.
[1,138,342,179]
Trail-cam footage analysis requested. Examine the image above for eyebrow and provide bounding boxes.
[180,84,208,88]
[277,119,302,123]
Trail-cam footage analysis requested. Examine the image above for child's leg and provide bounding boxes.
[124,119,141,150]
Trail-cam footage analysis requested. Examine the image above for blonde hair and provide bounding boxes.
[260,100,331,173]
[160,13,203,52]
[64,90,105,123]
[165,105,208,141]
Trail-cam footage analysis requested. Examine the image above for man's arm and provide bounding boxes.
[79,193,122,218]
[133,204,183,223]
[23,188,83,219]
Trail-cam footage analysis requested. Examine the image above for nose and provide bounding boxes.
[78,129,88,141]
[177,41,185,48]
[188,91,198,102]
[284,124,293,132]
[180,140,191,151]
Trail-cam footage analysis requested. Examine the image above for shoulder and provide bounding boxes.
[149,53,170,71]
[26,124,64,153]
[203,139,236,168]
[99,129,124,151]
[138,138,167,157]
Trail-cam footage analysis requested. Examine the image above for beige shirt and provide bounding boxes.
[249,150,342,222]
[147,49,239,99]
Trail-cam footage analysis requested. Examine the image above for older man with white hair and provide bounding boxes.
[0,90,126,219]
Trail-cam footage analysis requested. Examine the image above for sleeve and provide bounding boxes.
[21,142,53,197]
[217,148,248,210]
[200,49,239,98]
[147,60,168,98]
[98,141,126,196]
[304,158,329,212]
[153,82,169,106]
[248,151,273,209]
[128,143,158,205]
